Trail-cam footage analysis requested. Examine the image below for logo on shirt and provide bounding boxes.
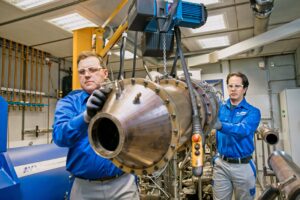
[236,111,247,116]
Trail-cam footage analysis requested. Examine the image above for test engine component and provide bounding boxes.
[268,150,300,200]
[257,124,279,145]
[88,78,219,175]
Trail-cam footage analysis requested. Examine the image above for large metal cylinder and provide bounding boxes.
[258,124,279,145]
[268,150,300,200]
[88,78,219,175]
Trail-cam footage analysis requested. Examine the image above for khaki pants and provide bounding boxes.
[70,173,139,200]
[212,157,256,200]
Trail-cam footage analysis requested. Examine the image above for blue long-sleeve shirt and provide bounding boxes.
[217,98,261,158]
[52,90,123,179]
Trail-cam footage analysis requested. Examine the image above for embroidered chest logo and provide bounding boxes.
[236,111,247,116]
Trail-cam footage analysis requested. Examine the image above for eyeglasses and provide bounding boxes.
[78,67,104,75]
[227,84,243,89]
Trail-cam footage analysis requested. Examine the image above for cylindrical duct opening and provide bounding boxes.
[89,113,124,159]
[264,133,278,145]
[258,125,279,145]
[91,117,119,152]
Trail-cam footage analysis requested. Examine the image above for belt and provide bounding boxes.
[76,172,125,182]
[220,155,252,164]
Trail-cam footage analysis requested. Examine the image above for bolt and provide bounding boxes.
[131,78,136,85]
[155,88,160,94]
[173,129,178,135]
[143,80,148,87]
[133,92,142,104]
[171,113,176,119]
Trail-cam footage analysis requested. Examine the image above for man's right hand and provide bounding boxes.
[84,88,111,123]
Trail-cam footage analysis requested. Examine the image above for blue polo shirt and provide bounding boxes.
[216,98,261,158]
[52,90,123,179]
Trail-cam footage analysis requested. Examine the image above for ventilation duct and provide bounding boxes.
[250,0,274,55]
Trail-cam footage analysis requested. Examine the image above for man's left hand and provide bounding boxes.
[213,118,222,130]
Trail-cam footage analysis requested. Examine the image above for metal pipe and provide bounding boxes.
[30,48,35,111]
[1,38,6,97]
[40,52,44,111]
[47,59,51,144]
[19,44,24,109]
[258,124,279,145]
[57,59,61,99]
[261,130,267,186]
[21,47,27,140]
[13,43,19,110]
[268,150,300,200]
[178,148,191,192]
[254,133,260,187]
[257,185,279,200]
[24,46,29,110]
[142,60,153,81]
[172,153,178,199]
[35,50,39,111]
[250,0,274,55]
[7,41,13,104]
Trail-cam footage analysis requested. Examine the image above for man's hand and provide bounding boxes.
[84,88,111,123]
[213,118,222,130]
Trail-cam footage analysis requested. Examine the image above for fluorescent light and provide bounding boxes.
[184,0,219,5]
[4,0,56,10]
[113,51,137,60]
[197,36,229,49]
[191,14,226,33]
[47,13,98,33]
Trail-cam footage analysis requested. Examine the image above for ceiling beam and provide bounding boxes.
[187,18,300,66]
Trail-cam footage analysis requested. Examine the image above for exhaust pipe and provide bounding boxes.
[250,0,274,55]
[257,124,279,145]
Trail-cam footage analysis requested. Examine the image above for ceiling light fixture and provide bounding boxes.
[191,14,226,33]
[4,0,56,10]
[197,36,229,49]
[184,0,220,5]
[47,13,98,33]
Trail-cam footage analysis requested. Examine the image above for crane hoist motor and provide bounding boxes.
[128,0,207,57]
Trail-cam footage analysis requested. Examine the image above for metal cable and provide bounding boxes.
[162,33,168,76]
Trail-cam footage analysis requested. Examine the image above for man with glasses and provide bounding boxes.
[52,51,139,200]
[212,72,261,200]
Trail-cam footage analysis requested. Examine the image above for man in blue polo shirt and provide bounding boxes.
[212,72,261,200]
[53,51,139,200]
